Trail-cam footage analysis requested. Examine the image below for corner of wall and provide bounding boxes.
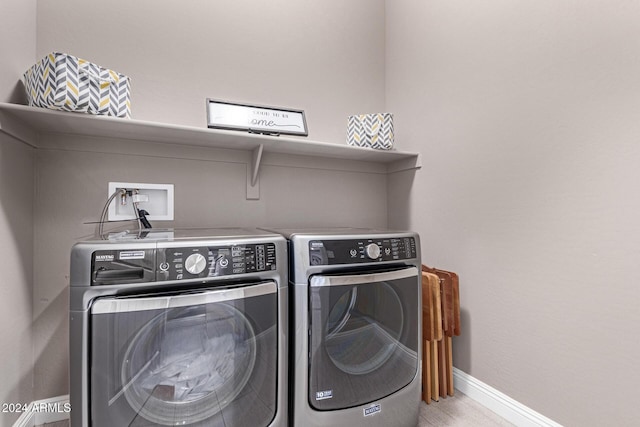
[0,1,37,424]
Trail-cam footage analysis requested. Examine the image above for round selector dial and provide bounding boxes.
[185,253,207,275]
[365,243,381,260]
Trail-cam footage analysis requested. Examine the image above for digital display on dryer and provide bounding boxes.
[157,243,276,280]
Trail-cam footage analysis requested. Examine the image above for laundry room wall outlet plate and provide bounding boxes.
[107,182,174,221]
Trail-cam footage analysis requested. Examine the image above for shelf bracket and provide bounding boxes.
[387,153,422,174]
[246,144,264,200]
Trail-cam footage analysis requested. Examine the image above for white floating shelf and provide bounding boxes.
[0,103,421,198]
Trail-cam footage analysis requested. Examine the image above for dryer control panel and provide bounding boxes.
[309,237,417,266]
[157,243,277,280]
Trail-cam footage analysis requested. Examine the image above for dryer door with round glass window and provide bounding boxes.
[308,267,419,410]
[89,281,278,427]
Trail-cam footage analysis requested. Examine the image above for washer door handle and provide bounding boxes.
[91,281,277,314]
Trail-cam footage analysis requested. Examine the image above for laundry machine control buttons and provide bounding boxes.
[365,243,381,259]
[157,243,277,280]
[185,253,207,275]
[309,237,417,265]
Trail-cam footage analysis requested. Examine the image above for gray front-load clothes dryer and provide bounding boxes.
[69,228,288,427]
[263,228,422,427]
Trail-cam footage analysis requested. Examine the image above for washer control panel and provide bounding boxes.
[90,241,278,285]
[157,243,277,280]
[309,237,417,265]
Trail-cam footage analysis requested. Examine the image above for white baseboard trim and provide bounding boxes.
[453,368,563,427]
[12,395,70,427]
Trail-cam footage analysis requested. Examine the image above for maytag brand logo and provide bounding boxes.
[95,254,114,262]
[363,403,381,417]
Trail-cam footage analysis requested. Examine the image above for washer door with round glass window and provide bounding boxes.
[308,267,419,411]
[89,281,278,427]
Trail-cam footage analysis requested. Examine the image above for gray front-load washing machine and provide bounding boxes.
[69,228,288,427]
[265,228,422,427]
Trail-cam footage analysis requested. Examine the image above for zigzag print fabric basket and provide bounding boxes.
[347,113,394,150]
[23,52,131,118]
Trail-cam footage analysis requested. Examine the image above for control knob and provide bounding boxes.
[365,243,381,260]
[185,253,207,275]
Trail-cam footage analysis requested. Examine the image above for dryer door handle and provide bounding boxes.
[309,266,418,288]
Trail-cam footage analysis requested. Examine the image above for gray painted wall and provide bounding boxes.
[36,0,386,144]
[0,136,34,427]
[0,0,34,104]
[0,1,36,426]
[386,1,640,425]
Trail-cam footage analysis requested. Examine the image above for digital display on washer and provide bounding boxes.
[157,243,276,280]
[309,237,416,265]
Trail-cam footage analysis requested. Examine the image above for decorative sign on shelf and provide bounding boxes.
[206,99,308,137]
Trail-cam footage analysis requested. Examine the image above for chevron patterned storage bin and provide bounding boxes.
[347,113,394,150]
[23,52,131,118]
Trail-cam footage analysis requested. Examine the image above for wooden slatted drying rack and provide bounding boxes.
[421,265,460,403]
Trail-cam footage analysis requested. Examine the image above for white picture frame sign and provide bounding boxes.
[207,99,308,136]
